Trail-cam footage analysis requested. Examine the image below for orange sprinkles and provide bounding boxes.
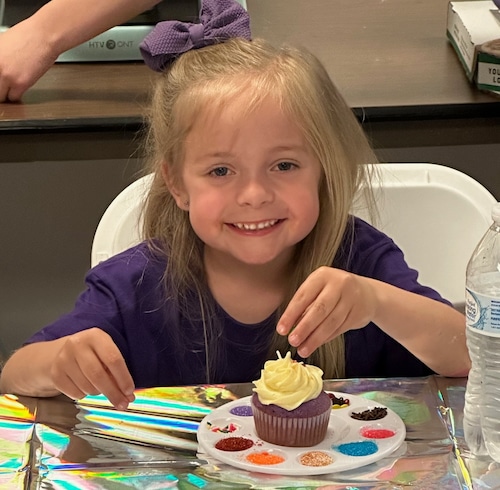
[246,451,285,465]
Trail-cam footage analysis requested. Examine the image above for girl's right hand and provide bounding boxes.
[50,328,135,410]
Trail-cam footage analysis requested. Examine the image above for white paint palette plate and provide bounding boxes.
[197,392,406,476]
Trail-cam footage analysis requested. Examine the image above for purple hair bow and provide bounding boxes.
[140,0,251,72]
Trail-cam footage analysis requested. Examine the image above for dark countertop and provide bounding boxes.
[1,0,499,133]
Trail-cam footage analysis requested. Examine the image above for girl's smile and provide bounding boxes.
[230,219,283,233]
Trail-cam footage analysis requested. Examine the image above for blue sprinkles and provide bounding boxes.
[229,405,253,416]
[336,440,378,457]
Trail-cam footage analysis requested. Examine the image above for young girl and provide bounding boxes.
[0,22,469,410]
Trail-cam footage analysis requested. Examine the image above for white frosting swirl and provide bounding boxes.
[252,351,324,411]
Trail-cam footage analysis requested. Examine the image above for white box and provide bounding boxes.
[447,1,500,93]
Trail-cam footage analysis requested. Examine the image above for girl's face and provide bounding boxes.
[168,97,322,268]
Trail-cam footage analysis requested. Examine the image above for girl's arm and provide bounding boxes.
[363,276,469,376]
[0,328,135,409]
[277,267,470,377]
[0,0,162,101]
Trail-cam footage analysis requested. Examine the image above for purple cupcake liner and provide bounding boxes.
[251,399,330,447]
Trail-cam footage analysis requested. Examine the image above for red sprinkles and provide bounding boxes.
[215,436,254,451]
[361,428,395,439]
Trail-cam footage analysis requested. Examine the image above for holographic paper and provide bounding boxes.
[0,378,491,488]
[0,419,32,472]
[76,405,199,451]
[0,394,36,421]
[78,385,238,418]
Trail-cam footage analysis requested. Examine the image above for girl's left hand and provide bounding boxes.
[276,266,378,358]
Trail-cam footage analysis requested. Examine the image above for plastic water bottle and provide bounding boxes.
[464,201,500,461]
[463,330,488,456]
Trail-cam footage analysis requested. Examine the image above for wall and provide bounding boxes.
[0,158,141,361]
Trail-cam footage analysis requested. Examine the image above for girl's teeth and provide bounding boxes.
[235,220,278,230]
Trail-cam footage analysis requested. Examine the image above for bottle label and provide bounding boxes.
[466,287,500,337]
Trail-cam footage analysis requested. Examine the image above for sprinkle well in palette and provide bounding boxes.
[351,407,388,421]
[246,451,285,465]
[206,421,239,433]
[361,428,395,439]
[336,441,378,456]
[299,450,334,467]
[229,405,253,416]
[328,393,350,409]
[215,437,254,451]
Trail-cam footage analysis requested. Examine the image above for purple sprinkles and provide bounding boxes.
[229,405,253,416]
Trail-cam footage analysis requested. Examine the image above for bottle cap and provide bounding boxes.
[492,202,500,223]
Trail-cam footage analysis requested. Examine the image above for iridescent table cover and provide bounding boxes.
[0,376,496,489]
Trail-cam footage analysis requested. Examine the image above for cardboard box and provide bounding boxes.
[447,1,500,94]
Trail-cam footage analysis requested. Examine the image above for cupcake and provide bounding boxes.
[251,351,331,447]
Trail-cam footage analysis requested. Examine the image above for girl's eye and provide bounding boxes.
[209,167,229,177]
[276,161,296,171]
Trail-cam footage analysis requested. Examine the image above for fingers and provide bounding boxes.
[90,342,136,409]
[0,68,30,102]
[55,371,98,402]
[51,329,135,410]
[277,266,341,339]
[276,268,328,336]
[0,77,29,102]
[0,21,58,102]
[5,86,25,102]
[277,268,374,358]
[290,302,352,358]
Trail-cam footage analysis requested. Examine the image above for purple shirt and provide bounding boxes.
[26,218,446,386]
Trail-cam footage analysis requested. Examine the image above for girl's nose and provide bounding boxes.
[236,176,274,207]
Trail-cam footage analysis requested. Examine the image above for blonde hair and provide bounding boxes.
[141,38,379,380]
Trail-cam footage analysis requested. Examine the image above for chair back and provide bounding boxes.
[91,174,153,267]
[353,163,496,307]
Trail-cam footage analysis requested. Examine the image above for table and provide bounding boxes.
[0,376,496,489]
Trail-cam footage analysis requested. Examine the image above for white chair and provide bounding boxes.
[91,173,153,267]
[353,163,496,307]
[91,163,497,307]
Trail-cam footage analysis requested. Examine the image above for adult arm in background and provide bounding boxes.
[0,0,161,102]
